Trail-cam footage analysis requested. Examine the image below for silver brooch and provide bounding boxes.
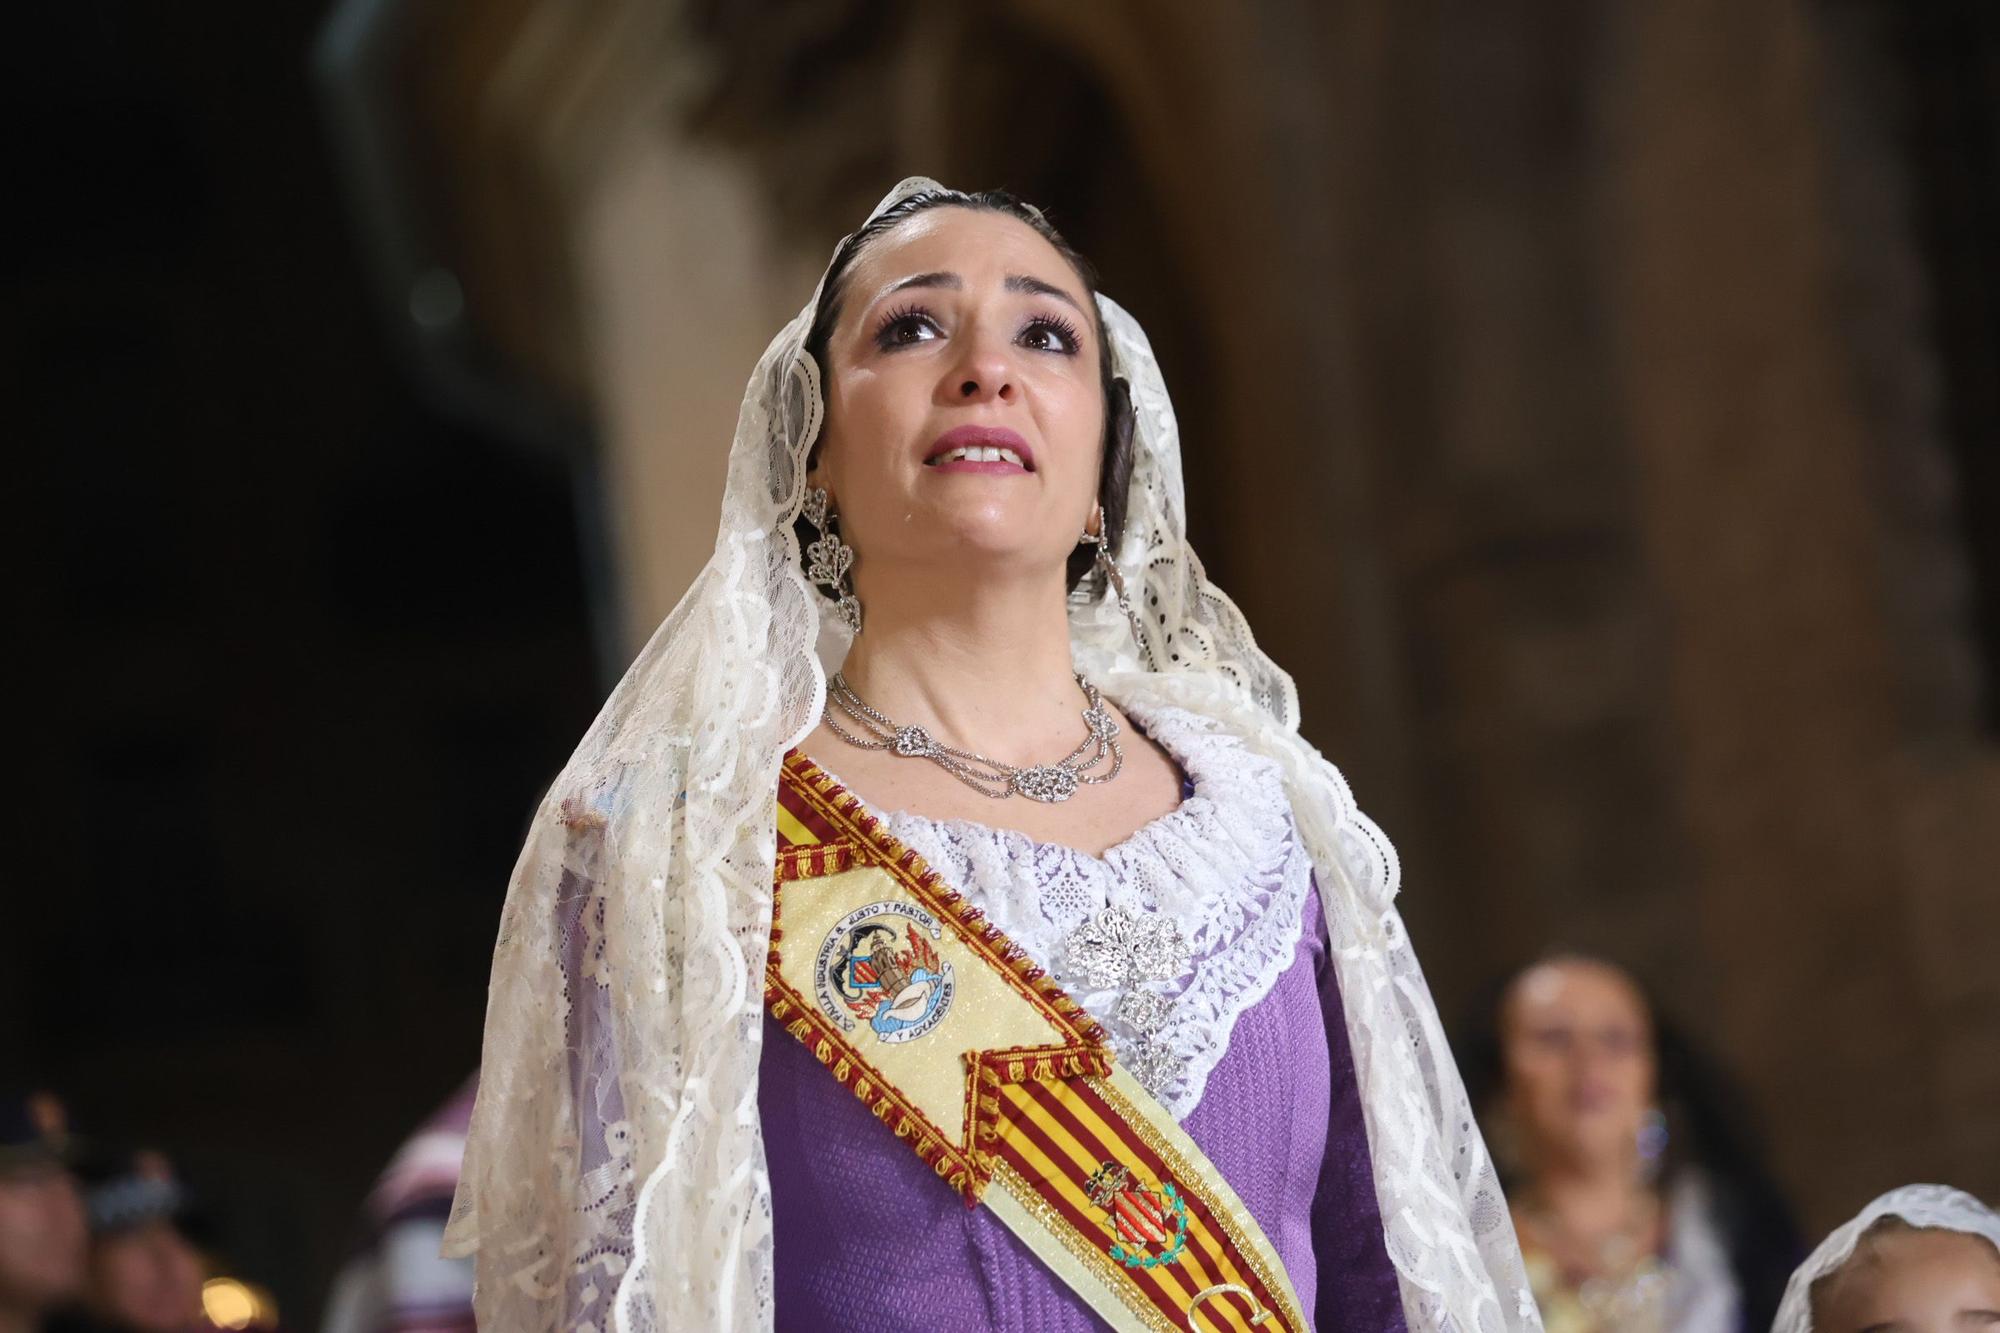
[1114,989,1174,1033]
[1119,1038,1187,1099]
[1065,907,1192,990]
[1064,907,1191,1098]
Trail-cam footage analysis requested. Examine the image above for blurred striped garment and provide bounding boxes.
[322,1076,479,1333]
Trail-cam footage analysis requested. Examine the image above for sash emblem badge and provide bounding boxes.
[813,900,956,1044]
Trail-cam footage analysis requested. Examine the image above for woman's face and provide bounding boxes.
[811,207,1105,603]
[88,1219,204,1333]
[1500,959,1656,1175]
[1813,1229,2000,1333]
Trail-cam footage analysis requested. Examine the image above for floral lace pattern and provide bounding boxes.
[872,701,1313,1121]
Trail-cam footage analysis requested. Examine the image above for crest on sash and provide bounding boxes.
[813,900,956,1044]
[1086,1162,1189,1270]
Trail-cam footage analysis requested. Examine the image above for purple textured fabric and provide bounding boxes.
[758,876,1407,1331]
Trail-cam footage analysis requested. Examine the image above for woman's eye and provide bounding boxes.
[1018,317,1080,355]
[1597,1029,1642,1057]
[875,308,940,348]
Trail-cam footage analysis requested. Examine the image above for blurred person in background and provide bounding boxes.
[1771,1184,2000,1333]
[1460,955,1799,1332]
[48,1148,275,1333]
[321,1074,477,1333]
[0,1092,87,1333]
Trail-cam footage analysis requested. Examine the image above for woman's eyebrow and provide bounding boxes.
[870,270,961,308]
[866,270,1084,316]
[1004,273,1084,313]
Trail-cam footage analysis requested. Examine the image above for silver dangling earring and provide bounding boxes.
[1085,514,1157,670]
[1637,1106,1669,1186]
[801,487,862,632]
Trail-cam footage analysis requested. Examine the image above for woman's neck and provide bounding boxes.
[837,567,1088,763]
[1529,1154,1652,1238]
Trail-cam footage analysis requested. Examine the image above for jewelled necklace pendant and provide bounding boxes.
[824,672,1122,803]
[1013,764,1081,803]
[891,725,936,758]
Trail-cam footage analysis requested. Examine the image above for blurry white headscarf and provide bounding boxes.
[444,176,1537,1332]
[1771,1184,2000,1333]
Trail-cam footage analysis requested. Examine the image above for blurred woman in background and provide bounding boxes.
[1460,955,1799,1332]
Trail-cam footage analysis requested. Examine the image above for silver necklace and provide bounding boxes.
[824,672,1122,803]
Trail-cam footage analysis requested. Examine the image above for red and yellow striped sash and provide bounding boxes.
[768,751,1308,1333]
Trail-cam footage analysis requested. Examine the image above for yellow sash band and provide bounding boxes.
[767,753,1309,1333]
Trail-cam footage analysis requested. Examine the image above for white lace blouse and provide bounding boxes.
[854,700,1316,1121]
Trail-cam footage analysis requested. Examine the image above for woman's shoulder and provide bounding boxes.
[1112,698,1295,823]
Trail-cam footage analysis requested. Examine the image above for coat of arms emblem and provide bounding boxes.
[813,901,956,1044]
[1085,1161,1189,1270]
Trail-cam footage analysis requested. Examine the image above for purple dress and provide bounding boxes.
[759,706,1407,1331]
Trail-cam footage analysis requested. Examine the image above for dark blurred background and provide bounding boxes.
[7,1,600,1318]
[7,1,1998,1326]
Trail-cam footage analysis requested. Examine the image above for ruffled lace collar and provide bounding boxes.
[811,700,1314,1120]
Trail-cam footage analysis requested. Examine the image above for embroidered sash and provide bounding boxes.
[767,751,1310,1333]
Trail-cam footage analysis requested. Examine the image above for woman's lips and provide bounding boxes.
[925,425,1034,473]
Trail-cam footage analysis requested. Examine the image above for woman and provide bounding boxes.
[1460,956,1797,1332]
[445,178,1534,1331]
[1773,1185,2000,1333]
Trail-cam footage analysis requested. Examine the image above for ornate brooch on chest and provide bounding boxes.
[1063,906,1192,1098]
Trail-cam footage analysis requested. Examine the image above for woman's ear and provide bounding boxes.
[1110,376,1136,452]
[804,432,829,494]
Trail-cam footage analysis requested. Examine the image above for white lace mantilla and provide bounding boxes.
[450,178,1539,1333]
[865,700,1312,1121]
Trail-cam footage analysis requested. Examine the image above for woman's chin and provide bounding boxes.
[917,510,1073,570]
[949,533,1070,577]
[1548,1133,1642,1177]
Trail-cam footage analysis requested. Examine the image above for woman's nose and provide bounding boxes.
[949,337,1017,403]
